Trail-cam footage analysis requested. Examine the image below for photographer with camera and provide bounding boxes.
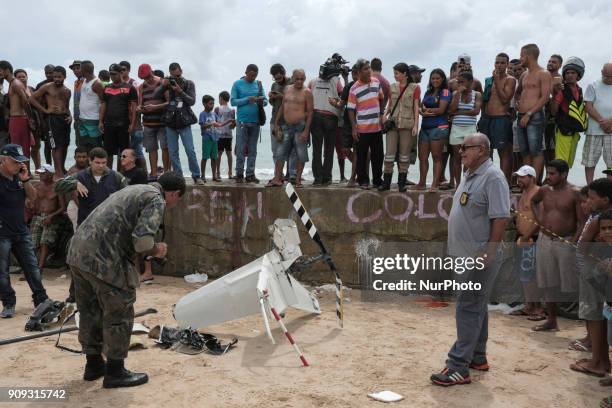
[0,144,49,318]
[154,63,201,184]
[66,171,185,388]
[308,54,346,185]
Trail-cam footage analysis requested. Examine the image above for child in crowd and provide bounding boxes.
[199,95,228,182]
[214,91,236,180]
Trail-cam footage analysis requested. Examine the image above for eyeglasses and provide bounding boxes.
[459,144,482,151]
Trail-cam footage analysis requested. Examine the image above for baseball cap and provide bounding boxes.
[36,164,54,174]
[108,63,121,73]
[604,167,612,175]
[408,64,425,73]
[513,165,536,178]
[458,53,471,64]
[138,63,152,79]
[0,144,29,162]
[69,60,82,69]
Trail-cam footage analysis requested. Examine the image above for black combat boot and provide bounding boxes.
[398,172,408,192]
[103,359,148,388]
[378,173,392,191]
[83,354,106,381]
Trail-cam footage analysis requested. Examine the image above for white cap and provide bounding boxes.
[458,53,471,64]
[513,165,536,178]
[35,164,54,174]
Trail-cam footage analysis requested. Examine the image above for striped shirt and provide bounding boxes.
[452,90,477,126]
[347,78,384,133]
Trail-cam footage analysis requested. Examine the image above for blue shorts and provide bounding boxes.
[479,115,513,150]
[277,121,309,163]
[513,241,536,283]
[418,127,449,143]
[516,110,545,156]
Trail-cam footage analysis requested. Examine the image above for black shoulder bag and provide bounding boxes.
[383,84,409,133]
[257,81,266,126]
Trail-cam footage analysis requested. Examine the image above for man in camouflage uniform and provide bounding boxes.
[66,171,185,388]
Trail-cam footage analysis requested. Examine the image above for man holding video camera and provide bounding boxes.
[308,54,347,186]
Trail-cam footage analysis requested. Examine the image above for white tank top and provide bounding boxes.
[79,78,101,120]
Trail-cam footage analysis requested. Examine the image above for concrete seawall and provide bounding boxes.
[163,184,518,286]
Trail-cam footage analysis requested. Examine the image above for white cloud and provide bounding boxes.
[3,0,611,101]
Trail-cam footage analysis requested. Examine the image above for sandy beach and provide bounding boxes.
[0,268,604,408]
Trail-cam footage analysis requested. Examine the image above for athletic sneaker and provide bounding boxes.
[430,367,471,386]
[1,306,16,318]
[245,175,259,184]
[469,355,490,371]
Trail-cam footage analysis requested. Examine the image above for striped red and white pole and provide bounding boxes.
[285,183,344,328]
[264,290,309,367]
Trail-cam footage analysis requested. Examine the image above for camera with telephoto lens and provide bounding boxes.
[319,53,350,80]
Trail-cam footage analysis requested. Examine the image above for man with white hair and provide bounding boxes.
[583,63,612,183]
[431,133,510,386]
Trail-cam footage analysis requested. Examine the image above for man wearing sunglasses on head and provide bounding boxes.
[431,132,510,387]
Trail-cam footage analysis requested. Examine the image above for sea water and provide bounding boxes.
[62,124,605,186]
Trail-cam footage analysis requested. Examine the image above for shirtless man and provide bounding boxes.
[68,146,89,175]
[544,55,563,165]
[270,69,313,188]
[516,44,553,182]
[29,164,66,270]
[510,165,544,318]
[29,66,72,180]
[480,53,516,182]
[0,61,34,161]
[531,159,583,331]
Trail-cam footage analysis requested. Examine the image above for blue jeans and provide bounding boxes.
[516,110,545,156]
[0,234,48,307]
[271,127,296,177]
[278,122,309,163]
[165,126,200,178]
[235,122,260,177]
[130,129,145,159]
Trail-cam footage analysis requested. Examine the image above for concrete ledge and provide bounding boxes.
[163,183,518,286]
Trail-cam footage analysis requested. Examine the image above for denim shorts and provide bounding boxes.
[418,127,449,143]
[516,110,545,156]
[277,121,309,163]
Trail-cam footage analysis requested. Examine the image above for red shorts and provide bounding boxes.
[9,116,34,158]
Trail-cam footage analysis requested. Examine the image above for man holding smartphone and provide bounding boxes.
[0,144,49,318]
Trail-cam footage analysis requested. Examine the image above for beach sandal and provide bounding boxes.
[532,322,559,332]
[527,312,547,321]
[568,340,591,352]
[509,308,530,316]
[409,184,427,191]
[570,360,606,378]
[600,396,612,408]
[265,179,283,188]
[294,181,304,188]
[438,182,454,191]
[347,180,357,188]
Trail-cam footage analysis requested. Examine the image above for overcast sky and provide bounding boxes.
[3,0,611,103]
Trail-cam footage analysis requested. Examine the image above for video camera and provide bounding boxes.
[319,53,350,80]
